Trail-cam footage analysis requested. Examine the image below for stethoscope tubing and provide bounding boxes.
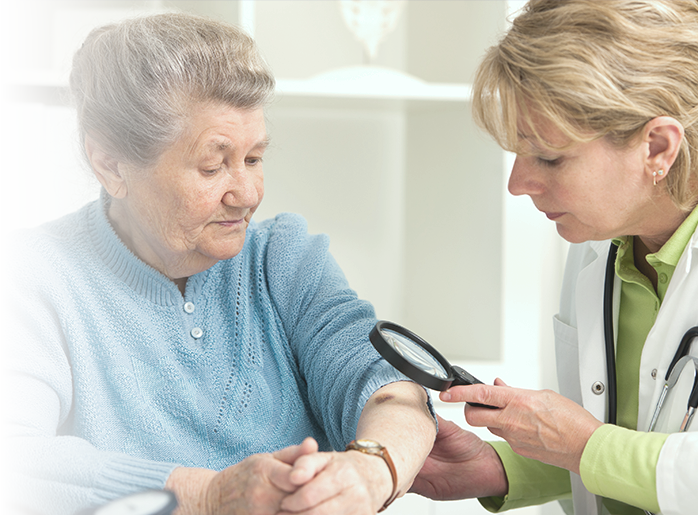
[648,355,698,432]
[603,242,698,432]
[603,243,619,425]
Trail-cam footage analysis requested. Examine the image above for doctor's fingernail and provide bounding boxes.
[440,391,452,401]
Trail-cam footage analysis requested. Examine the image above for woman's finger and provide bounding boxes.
[266,459,299,493]
[288,451,334,486]
[279,492,361,515]
[273,437,319,465]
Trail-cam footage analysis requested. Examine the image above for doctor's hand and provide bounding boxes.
[165,437,319,515]
[410,414,508,501]
[277,448,395,515]
[441,378,603,474]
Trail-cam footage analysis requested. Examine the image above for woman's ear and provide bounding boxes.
[85,135,128,199]
[644,116,684,184]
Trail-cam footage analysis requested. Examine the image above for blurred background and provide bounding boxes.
[1,1,569,514]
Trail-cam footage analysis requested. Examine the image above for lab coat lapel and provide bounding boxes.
[575,240,618,422]
[638,230,698,431]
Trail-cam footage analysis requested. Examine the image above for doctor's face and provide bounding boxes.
[508,116,650,244]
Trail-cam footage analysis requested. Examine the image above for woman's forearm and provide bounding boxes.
[354,381,438,498]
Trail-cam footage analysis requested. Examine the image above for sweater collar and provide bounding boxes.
[87,191,209,306]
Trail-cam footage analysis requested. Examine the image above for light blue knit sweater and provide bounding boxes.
[5,196,408,515]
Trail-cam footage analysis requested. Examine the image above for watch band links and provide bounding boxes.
[345,439,399,512]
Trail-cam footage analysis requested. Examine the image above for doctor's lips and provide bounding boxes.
[544,212,565,221]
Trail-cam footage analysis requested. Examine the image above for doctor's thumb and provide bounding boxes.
[493,377,509,387]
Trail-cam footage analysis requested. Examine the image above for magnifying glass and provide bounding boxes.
[369,320,497,409]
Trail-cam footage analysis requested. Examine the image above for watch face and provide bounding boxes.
[355,439,382,449]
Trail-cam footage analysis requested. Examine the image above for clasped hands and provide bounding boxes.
[199,437,393,515]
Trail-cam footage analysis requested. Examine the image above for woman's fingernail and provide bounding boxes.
[440,391,451,401]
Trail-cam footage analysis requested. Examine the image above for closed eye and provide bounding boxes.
[537,156,562,168]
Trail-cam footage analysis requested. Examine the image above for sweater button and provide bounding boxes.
[184,302,195,313]
[191,327,203,339]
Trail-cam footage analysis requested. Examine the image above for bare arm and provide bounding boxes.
[279,381,438,514]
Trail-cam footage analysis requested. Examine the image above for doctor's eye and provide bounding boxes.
[537,156,563,168]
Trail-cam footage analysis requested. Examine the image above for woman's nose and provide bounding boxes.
[222,165,261,207]
[507,156,544,197]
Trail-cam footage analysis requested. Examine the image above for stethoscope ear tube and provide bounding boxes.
[679,374,698,432]
[603,243,619,425]
[649,353,698,432]
[666,327,698,381]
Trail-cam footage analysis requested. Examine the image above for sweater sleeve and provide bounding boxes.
[3,234,178,515]
[263,213,415,449]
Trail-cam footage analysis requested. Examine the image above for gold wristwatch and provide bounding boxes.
[345,439,399,512]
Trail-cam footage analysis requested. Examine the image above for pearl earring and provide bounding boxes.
[653,169,664,186]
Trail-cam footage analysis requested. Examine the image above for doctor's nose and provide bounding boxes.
[508,156,545,197]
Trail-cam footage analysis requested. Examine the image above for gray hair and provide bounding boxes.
[70,12,275,168]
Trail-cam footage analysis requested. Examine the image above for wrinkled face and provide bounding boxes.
[112,104,268,279]
[508,115,650,244]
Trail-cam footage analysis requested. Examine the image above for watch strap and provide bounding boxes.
[345,439,399,512]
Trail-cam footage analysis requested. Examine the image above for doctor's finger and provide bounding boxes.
[441,384,510,407]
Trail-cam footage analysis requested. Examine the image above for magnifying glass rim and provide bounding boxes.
[370,320,455,391]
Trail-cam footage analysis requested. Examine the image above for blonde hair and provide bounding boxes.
[70,13,275,168]
[472,0,698,210]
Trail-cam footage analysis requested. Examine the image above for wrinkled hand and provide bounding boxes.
[442,378,603,474]
[410,414,507,500]
[202,437,319,515]
[277,448,394,515]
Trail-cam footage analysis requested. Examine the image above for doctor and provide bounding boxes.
[411,1,698,514]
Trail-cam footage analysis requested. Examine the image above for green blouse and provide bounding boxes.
[480,206,698,514]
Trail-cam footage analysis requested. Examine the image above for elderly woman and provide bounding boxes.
[4,13,436,515]
[411,1,698,515]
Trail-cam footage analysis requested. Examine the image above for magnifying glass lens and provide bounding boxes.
[380,328,449,380]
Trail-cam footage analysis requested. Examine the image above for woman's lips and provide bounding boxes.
[216,218,245,227]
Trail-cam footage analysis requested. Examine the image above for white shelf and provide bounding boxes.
[6,66,472,104]
[276,66,472,102]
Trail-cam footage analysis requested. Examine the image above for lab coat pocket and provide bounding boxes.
[553,315,583,402]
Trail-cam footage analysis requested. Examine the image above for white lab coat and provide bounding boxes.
[552,226,698,515]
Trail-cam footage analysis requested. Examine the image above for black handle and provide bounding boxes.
[450,366,498,409]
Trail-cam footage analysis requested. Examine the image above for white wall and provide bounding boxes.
[1,2,568,514]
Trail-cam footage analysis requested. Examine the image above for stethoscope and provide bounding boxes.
[368,242,698,515]
[603,243,698,431]
[604,243,698,515]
